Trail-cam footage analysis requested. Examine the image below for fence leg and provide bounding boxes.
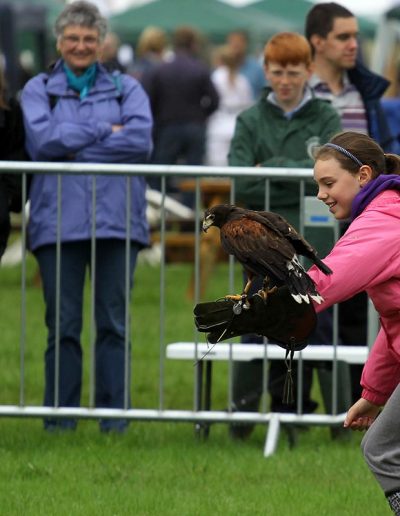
[264,413,281,457]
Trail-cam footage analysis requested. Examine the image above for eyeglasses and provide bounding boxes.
[62,35,99,46]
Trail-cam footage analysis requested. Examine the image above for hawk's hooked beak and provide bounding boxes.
[202,216,213,233]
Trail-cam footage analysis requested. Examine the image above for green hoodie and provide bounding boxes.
[228,88,342,255]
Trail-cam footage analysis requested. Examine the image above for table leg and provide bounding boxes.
[194,360,213,439]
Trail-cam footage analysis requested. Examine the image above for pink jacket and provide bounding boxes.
[308,190,400,405]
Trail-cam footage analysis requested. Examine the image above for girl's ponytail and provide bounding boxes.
[384,153,400,175]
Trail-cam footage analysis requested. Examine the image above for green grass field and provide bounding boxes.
[0,254,390,515]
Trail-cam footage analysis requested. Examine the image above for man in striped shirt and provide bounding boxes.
[305,2,393,149]
[308,74,368,135]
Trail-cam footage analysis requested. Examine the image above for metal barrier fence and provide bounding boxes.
[0,161,378,455]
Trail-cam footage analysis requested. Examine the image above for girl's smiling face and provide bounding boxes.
[314,157,363,220]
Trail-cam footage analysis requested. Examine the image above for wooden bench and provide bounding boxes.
[151,232,196,263]
[166,342,369,456]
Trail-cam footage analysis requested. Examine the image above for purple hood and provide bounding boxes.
[351,174,400,220]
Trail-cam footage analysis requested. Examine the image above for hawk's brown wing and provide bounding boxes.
[255,210,332,275]
[220,217,295,284]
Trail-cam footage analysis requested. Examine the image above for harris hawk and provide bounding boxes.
[202,204,332,305]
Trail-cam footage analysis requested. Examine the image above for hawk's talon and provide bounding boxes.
[255,290,266,303]
[257,286,278,302]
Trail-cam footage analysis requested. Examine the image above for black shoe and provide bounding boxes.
[229,422,255,440]
[99,419,128,433]
[44,418,77,432]
[228,393,261,441]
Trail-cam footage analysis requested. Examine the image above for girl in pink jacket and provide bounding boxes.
[308,131,400,515]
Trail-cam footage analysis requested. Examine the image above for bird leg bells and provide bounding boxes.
[233,295,250,314]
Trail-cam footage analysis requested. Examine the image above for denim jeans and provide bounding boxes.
[35,239,140,431]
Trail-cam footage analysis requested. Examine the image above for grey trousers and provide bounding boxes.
[361,383,400,494]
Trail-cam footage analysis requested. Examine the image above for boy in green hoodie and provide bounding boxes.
[228,32,341,438]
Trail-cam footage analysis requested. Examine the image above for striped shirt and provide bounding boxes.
[309,72,368,134]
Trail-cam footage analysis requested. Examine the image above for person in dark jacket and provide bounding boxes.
[142,25,219,205]
[0,66,26,261]
[305,2,395,416]
[21,1,153,432]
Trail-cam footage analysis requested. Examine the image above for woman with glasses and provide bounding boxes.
[21,1,153,432]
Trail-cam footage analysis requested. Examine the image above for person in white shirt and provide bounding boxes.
[206,45,253,167]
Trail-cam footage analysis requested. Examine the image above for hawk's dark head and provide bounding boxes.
[202,204,241,232]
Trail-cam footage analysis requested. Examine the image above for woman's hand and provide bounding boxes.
[343,398,381,431]
[112,124,123,133]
